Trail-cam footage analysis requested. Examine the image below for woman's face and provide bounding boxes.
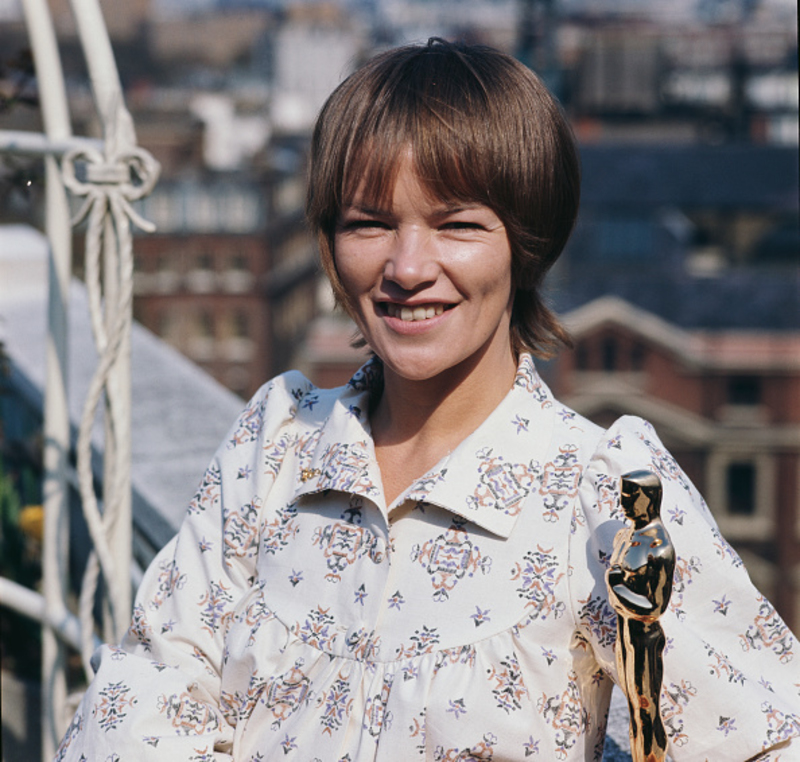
[334,153,515,384]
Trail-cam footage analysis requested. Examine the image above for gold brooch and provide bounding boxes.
[300,468,321,483]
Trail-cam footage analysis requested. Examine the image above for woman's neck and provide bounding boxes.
[370,349,518,507]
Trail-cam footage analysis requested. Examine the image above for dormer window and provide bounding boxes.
[575,343,589,371]
[631,342,646,372]
[198,310,215,339]
[727,376,761,406]
[602,337,617,372]
[726,462,756,516]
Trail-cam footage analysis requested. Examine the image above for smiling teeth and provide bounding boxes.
[387,304,445,321]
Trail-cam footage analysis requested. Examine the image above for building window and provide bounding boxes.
[727,376,761,406]
[575,343,589,371]
[224,192,261,233]
[146,189,184,232]
[225,366,251,398]
[231,254,248,272]
[602,337,617,372]
[232,311,250,339]
[708,452,773,541]
[631,342,646,372]
[191,193,218,233]
[726,462,756,516]
[198,310,215,338]
[197,253,214,272]
[157,310,178,342]
[157,312,171,337]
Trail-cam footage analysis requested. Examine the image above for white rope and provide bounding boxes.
[62,144,159,679]
[78,551,100,675]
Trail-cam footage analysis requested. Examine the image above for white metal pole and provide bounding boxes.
[0,577,91,654]
[19,0,73,756]
[0,130,102,157]
[41,152,72,760]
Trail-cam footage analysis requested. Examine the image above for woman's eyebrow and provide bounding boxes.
[432,201,486,215]
[341,203,391,216]
[340,200,486,217]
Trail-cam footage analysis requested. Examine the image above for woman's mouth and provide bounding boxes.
[384,303,448,322]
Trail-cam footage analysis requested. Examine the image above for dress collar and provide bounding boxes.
[291,354,557,538]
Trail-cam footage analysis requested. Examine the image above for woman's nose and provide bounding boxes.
[382,229,439,290]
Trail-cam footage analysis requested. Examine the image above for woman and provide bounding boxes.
[57,39,798,761]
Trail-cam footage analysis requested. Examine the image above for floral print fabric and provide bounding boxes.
[57,355,799,761]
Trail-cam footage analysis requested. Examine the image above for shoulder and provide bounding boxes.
[224,369,318,450]
[537,394,690,485]
[225,368,372,452]
[196,370,362,512]
[568,412,718,550]
[572,414,722,572]
[581,415,699,505]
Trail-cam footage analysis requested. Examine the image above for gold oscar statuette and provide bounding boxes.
[607,470,676,762]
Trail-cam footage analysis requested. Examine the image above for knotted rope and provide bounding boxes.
[62,143,159,678]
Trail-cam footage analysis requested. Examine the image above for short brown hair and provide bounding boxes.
[307,38,580,358]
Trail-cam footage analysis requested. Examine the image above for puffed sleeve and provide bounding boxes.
[55,372,313,762]
[569,416,800,762]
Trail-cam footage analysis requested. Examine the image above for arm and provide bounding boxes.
[571,416,800,761]
[56,377,305,761]
[57,472,239,760]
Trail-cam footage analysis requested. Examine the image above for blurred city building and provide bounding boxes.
[550,296,800,629]
[1,0,797,628]
[129,178,272,398]
[543,141,799,629]
[3,0,796,397]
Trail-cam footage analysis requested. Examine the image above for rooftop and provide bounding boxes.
[1,224,244,558]
[551,269,800,331]
[579,144,798,211]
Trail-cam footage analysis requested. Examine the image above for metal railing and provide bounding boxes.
[0,0,159,756]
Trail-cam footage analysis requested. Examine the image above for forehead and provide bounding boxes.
[341,140,487,214]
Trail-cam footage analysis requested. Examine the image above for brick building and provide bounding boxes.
[131,178,272,399]
[549,295,800,632]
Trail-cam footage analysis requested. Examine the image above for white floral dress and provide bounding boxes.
[57,354,799,762]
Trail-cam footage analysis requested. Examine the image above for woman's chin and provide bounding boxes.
[380,356,450,384]
[377,349,488,387]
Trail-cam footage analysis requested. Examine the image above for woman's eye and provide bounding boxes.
[341,219,389,231]
[441,220,484,231]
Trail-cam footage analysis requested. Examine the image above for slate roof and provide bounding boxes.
[554,143,800,331]
[578,144,799,211]
[550,269,800,331]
